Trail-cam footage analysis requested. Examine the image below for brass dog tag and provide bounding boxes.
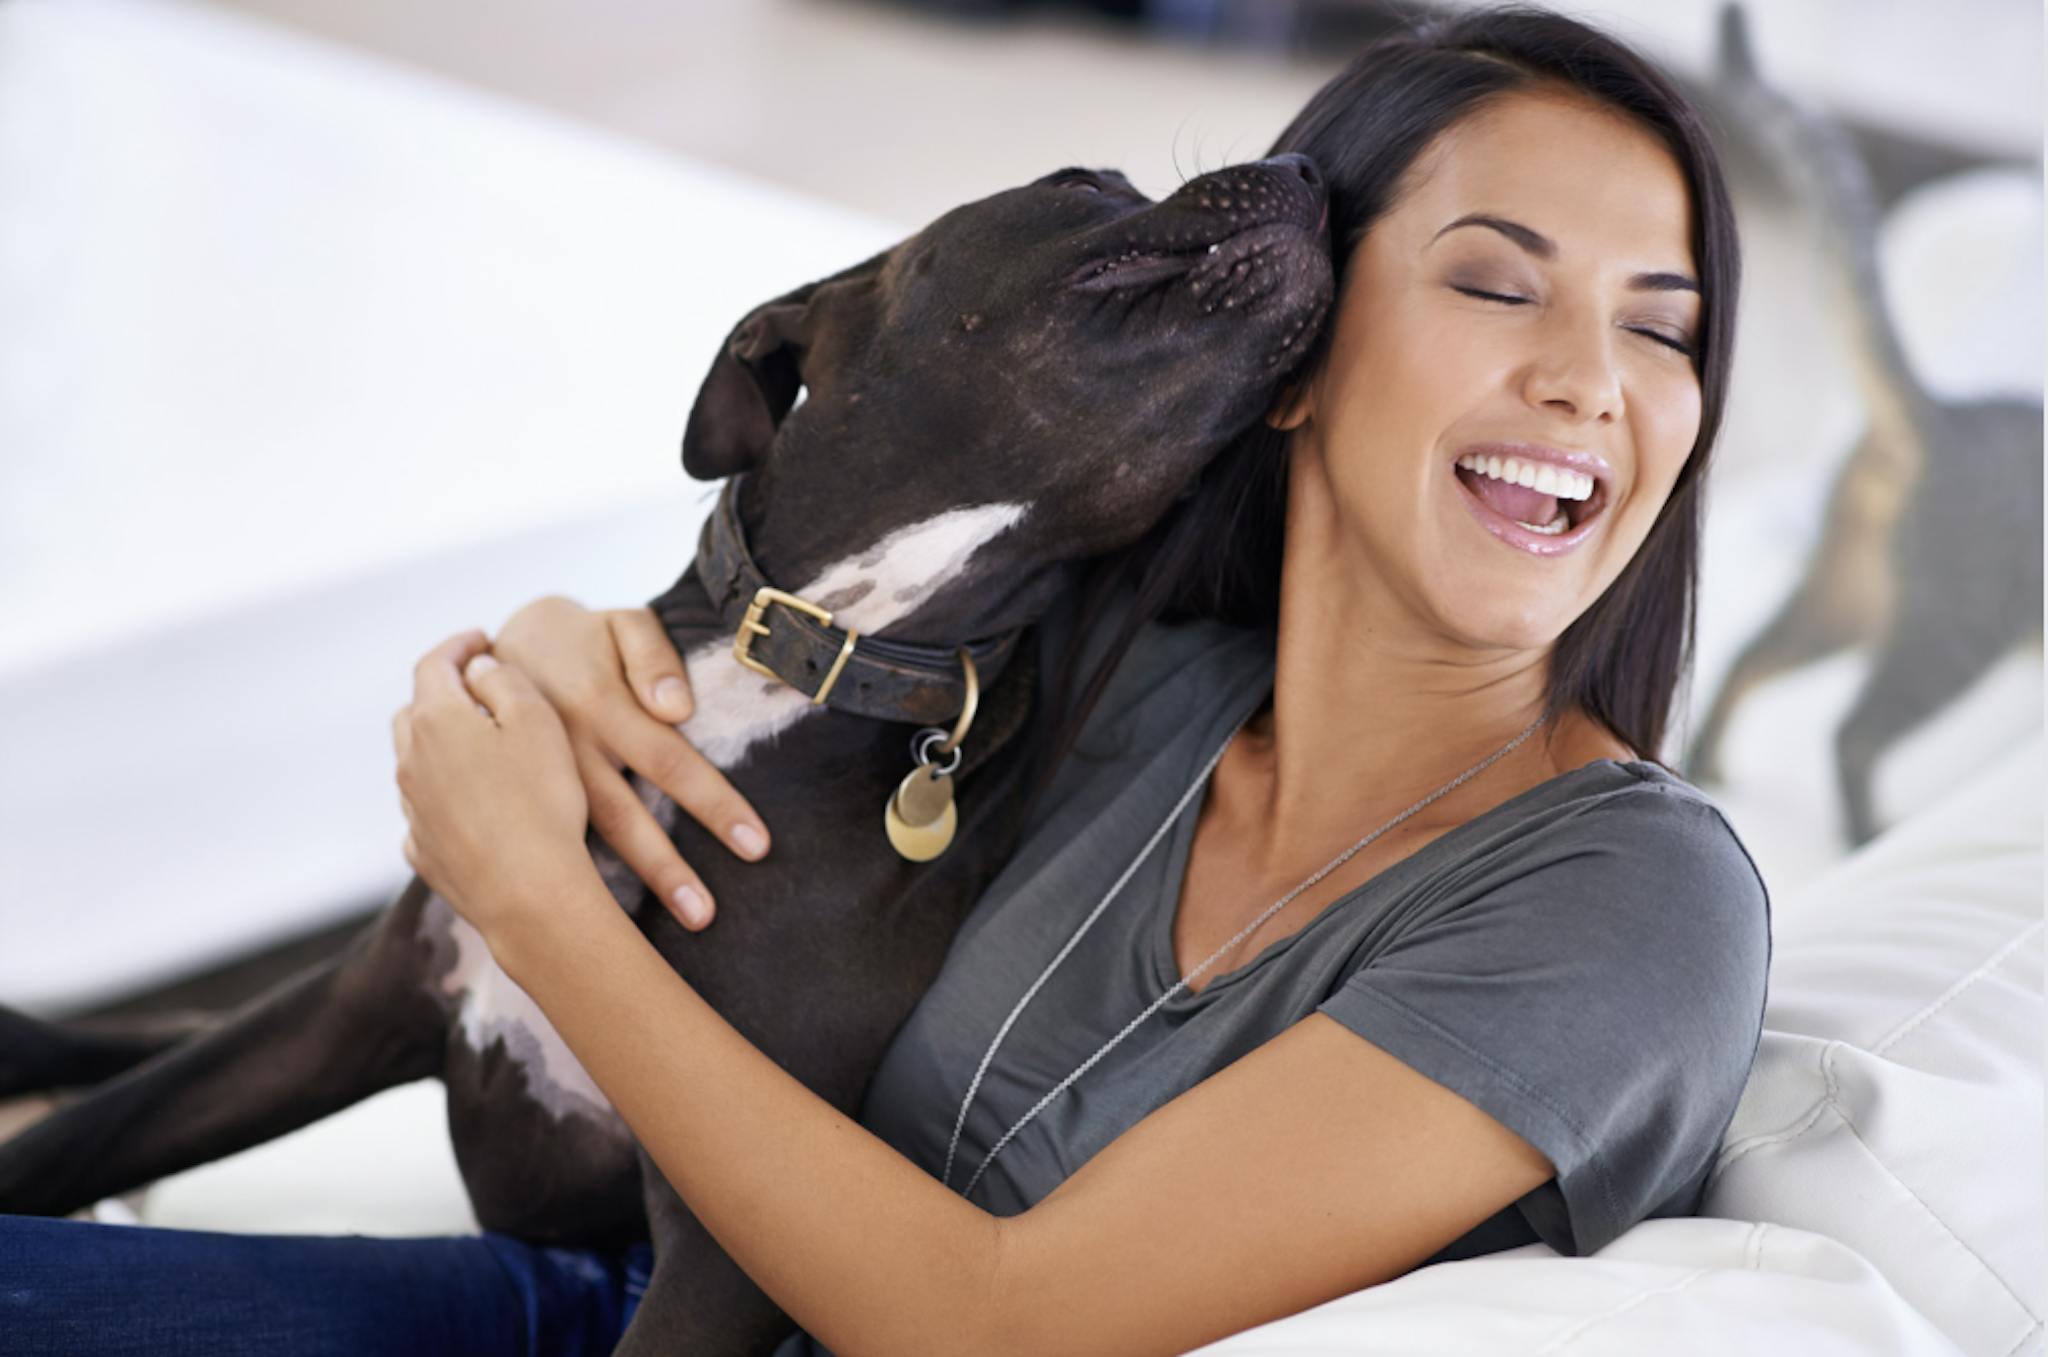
[886,700,972,864]
[895,762,954,825]
[885,763,957,861]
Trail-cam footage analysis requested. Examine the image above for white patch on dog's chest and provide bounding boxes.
[432,502,1028,1122]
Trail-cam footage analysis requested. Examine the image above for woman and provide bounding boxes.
[0,5,1770,1354]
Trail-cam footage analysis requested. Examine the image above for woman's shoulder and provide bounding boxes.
[1031,574,1270,735]
[1547,754,1756,855]
[1585,757,1755,847]
[1535,758,1773,958]
[1012,581,1270,841]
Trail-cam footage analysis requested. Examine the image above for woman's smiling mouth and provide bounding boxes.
[1449,444,1613,557]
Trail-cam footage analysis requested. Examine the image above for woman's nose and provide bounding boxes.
[1522,313,1624,425]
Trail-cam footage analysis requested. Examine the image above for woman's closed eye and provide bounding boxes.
[1450,284,1697,358]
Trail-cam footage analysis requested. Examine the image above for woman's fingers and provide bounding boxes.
[492,595,772,868]
[492,598,610,716]
[411,630,492,713]
[578,745,719,931]
[620,718,771,865]
[603,608,771,864]
[608,607,695,723]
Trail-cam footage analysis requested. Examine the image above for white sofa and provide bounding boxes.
[4,2,2040,1354]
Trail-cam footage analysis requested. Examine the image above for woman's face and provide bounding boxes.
[1270,88,1704,654]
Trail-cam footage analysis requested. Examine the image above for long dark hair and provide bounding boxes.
[1017,2,1743,828]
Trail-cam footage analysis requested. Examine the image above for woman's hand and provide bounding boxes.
[487,596,771,932]
[392,631,602,950]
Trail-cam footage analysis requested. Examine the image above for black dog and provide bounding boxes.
[0,155,1331,1354]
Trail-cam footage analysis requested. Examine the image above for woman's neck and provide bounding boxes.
[1206,470,1598,876]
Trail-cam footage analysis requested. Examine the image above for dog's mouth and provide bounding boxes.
[1062,162,1328,302]
[1067,249,1202,293]
[1064,213,1319,298]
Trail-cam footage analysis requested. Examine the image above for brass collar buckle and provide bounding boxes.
[733,585,861,706]
[690,472,1017,729]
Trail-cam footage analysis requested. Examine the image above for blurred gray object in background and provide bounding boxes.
[1678,4,2043,846]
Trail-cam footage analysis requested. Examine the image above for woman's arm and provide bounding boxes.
[495,865,1555,1357]
[493,867,1005,1354]
[396,632,1555,1357]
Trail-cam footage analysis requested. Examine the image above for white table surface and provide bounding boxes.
[0,0,2038,1011]
[0,0,904,1008]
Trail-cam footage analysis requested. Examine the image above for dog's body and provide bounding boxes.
[2,157,1330,1353]
[1680,4,2044,841]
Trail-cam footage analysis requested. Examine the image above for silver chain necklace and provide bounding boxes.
[939,696,1548,1203]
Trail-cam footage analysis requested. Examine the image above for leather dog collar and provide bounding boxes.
[693,475,1021,728]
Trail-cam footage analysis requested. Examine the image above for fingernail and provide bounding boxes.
[469,654,498,674]
[672,885,712,929]
[655,677,687,714]
[731,823,767,859]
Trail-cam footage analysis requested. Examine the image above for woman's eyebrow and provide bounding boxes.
[1431,212,1700,294]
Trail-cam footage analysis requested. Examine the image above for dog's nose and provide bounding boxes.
[1269,152,1323,192]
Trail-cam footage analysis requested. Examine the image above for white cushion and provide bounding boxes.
[1191,1217,1966,1356]
[1701,732,2044,1356]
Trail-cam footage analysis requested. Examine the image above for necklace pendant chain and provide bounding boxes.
[940,698,1548,1202]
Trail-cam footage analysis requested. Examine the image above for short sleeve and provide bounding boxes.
[1315,782,1772,1258]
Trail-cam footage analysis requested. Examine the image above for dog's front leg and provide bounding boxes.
[0,1004,219,1100]
[0,875,447,1218]
[612,1148,797,1357]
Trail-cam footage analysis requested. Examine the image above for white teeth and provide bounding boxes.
[1513,508,1571,535]
[1454,453,1594,502]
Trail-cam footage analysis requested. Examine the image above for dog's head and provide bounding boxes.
[683,154,1332,620]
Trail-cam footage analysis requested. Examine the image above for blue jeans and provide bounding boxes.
[0,1212,653,1355]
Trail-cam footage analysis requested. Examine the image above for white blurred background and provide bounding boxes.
[1,0,2040,1019]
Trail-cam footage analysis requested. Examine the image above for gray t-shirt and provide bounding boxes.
[771,588,1772,1356]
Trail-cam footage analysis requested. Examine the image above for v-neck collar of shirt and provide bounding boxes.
[1144,633,1663,1009]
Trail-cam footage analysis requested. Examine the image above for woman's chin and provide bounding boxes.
[1432,581,1577,655]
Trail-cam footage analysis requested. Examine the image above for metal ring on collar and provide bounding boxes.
[911,727,965,776]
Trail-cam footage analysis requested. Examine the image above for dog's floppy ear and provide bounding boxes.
[681,248,892,482]
[682,280,816,482]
